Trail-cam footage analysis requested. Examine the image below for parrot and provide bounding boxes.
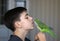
[34,18,56,38]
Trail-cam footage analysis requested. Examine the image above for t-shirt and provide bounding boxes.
[8,35,30,41]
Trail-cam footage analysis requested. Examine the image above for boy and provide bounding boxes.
[3,7,46,41]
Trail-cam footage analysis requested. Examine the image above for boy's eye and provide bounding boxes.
[25,17,28,19]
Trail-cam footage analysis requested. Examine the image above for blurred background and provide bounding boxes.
[0,0,60,41]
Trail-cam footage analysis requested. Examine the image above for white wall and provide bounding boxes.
[27,0,60,41]
[7,0,16,10]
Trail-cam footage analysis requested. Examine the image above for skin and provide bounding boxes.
[13,11,46,41]
[35,32,46,41]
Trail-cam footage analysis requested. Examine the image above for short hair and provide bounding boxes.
[3,7,27,31]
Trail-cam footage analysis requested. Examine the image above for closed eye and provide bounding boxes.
[25,17,28,19]
[25,14,29,19]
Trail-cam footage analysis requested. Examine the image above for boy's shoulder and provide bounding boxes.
[8,35,30,41]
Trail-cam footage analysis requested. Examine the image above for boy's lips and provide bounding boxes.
[31,19,34,24]
[32,22,34,24]
[32,21,34,24]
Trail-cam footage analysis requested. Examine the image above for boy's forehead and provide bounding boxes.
[21,11,28,16]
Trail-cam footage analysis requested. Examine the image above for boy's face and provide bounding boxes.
[17,11,34,30]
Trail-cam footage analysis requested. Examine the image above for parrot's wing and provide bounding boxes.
[34,18,56,38]
[46,29,56,38]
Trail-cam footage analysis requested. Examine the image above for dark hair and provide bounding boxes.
[3,7,27,31]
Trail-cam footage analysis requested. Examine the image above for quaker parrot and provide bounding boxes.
[34,18,56,38]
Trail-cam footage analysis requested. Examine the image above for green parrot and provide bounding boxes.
[34,18,56,38]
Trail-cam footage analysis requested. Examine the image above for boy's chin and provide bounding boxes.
[30,27,34,30]
[26,27,34,30]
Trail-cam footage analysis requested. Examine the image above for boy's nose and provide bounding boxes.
[30,16,33,20]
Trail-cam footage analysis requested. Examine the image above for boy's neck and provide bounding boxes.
[13,29,29,41]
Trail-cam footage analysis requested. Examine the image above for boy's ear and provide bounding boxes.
[14,21,21,28]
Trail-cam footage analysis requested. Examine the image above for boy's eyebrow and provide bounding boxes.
[25,14,28,16]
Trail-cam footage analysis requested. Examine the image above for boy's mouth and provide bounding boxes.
[32,21,34,25]
[32,21,34,24]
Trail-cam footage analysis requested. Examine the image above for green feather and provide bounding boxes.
[34,18,56,38]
